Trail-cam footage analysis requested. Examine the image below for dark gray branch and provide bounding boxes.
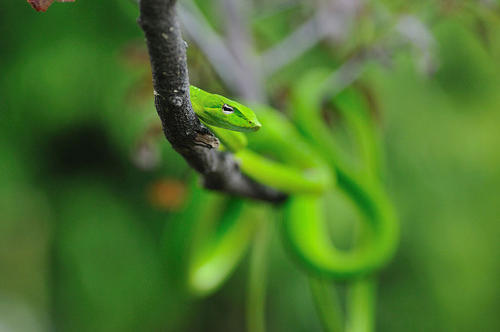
[138,0,286,203]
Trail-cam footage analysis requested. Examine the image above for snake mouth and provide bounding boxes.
[251,117,262,130]
[237,125,261,133]
[252,121,262,131]
[234,118,261,132]
[244,121,261,132]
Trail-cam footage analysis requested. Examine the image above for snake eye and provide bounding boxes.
[222,104,234,114]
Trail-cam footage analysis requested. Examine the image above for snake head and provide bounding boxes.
[190,86,261,132]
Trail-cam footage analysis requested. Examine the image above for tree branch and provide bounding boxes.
[138,0,286,203]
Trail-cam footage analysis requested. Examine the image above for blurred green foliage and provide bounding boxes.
[1,0,500,331]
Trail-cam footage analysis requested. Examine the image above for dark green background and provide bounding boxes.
[1,1,500,331]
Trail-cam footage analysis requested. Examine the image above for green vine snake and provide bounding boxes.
[162,71,399,332]
[182,75,398,284]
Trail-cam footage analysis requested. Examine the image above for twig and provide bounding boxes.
[261,14,326,76]
[321,14,434,97]
[138,0,286,203]
[321,48,377,96]
[219,0,265,101]
[177,0,245,91]
[261,0,362,77]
